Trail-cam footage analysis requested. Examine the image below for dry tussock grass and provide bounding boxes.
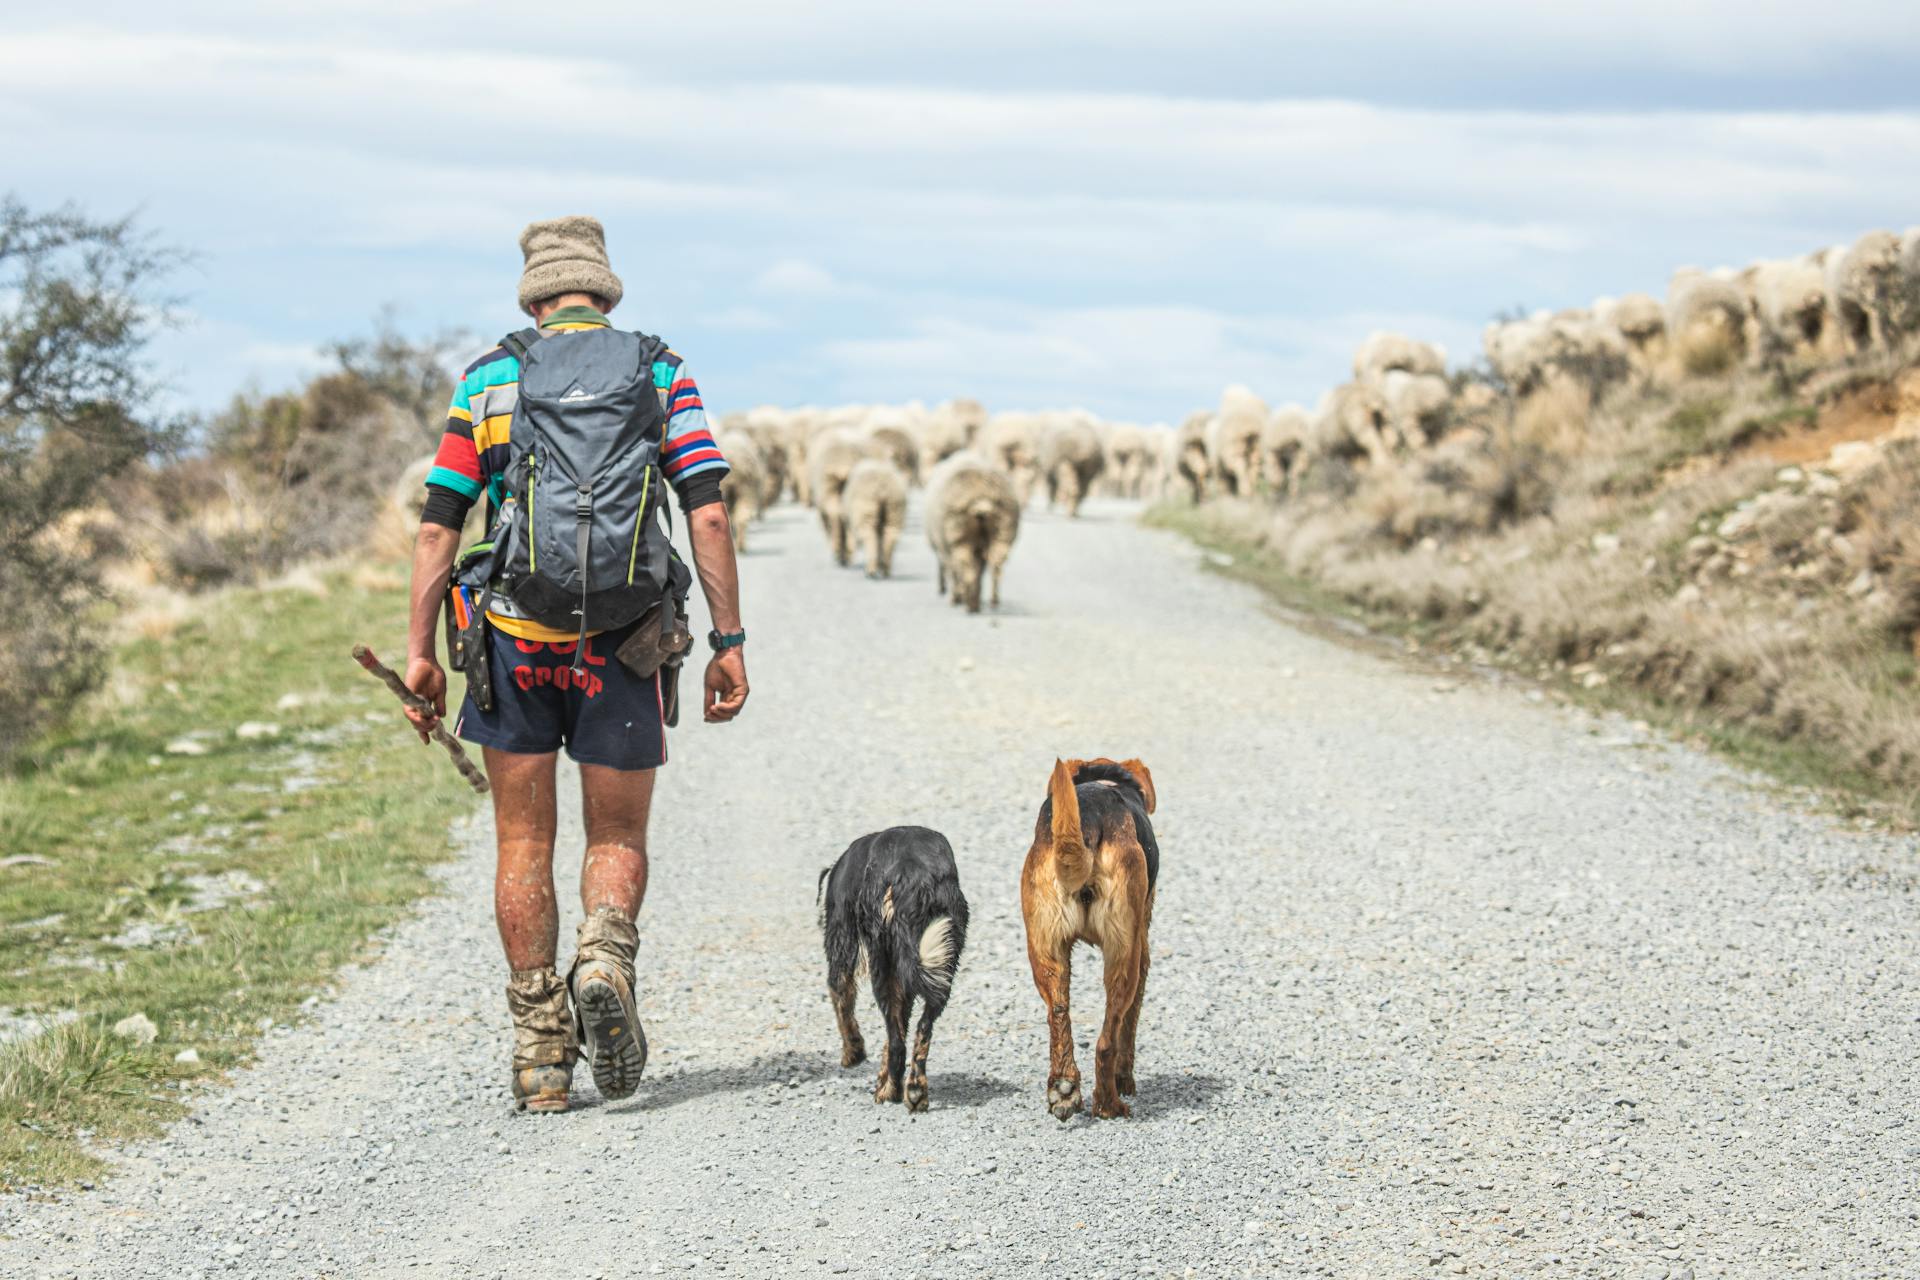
[1180,350,1920,819]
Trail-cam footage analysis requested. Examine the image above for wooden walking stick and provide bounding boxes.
[351,645,490,795]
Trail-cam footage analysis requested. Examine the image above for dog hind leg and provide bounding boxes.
[1092,883,1148,1119]
[904,989,945,1113]
[1116,891,1154,1097]
[826,949,866,1068]
[1026,938,1080,1120]
[869,953,908,1104]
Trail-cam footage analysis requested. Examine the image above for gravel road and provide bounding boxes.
[4,497,1918,1278]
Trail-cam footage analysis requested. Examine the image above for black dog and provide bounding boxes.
[818,826,970,1112]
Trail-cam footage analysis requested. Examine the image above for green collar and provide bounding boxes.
[539,304,611,329]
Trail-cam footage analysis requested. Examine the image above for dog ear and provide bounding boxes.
[1060,758,1088,784]
[1118,759,1156,812]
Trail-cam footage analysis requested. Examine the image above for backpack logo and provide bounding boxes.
[559,386,596,403]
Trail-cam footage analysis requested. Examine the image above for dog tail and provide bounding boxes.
[1049,758,1090,894]
[916,917,958,994]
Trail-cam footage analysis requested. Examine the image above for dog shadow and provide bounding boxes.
[601,1051,1016,1114]
[925,1071,1020,1108]
[1124,1071,1230,1120]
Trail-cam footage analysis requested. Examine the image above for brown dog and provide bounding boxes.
[1019,757,1159,1120]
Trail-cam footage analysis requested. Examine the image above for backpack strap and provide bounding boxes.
[499,327,544,364]
[628,333,677,600]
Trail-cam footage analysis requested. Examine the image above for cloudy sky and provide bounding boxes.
[6,2,1920,421]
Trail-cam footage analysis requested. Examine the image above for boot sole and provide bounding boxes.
[577,976,647,1100]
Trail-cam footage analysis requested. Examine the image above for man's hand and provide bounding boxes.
[403,657,447,743]
[704,649,748,722]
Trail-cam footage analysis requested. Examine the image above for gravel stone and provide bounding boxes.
[2,500,1916,1276]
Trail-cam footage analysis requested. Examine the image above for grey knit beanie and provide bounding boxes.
[517,215,624,315]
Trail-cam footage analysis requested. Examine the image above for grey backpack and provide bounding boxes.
[478,326,690,657]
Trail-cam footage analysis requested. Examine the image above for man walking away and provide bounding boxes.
[402,216,749,1112]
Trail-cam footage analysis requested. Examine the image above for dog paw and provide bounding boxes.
[873,1073,901,1104]
[1046,1075,1081,1121]
[1115,1069,1136,1097]
[904,1078,928,1113]
[1091,1093,1132,1120]
[841,1042,867,1068]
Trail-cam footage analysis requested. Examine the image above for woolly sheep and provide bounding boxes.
[1826,229,1904,354]
[715,428,767,552]
[925,451,1021,613]
[861,409,920,486]
[921,398,986,468]
[1102,423,1154,498]
[1172,410,1212,503]
[982,412,1044,506]
[1037,413,1106,517]
[1259,405,1311,497]
[1667,268,1749,373]
[1352,331,1446,385]
[1482,313,1556,394]
[840,458,908,579]
[807,428,865,565]
[1308,382,1392,471]
[1379,370,1452,450]
[738,414,791,507]
[1745,256,1833,363]
[1207,385,1267,498]
[1594,292,1668,378]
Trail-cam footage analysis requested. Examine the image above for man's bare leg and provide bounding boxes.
[579,764,654,919]
[484,748,573,1111]
[572,763,655,1099]
[487,748,561,969]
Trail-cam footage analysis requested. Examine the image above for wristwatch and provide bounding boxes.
[707,629,746,653]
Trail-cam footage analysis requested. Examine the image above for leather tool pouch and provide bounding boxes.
[616,599,693,727]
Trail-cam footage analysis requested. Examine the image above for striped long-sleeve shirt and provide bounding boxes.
[423,305,728,641]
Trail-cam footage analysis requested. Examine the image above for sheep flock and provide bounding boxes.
[711,226,1920,625]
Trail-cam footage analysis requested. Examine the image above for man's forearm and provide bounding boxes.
[687,505,742,633]
[408,523,461,662]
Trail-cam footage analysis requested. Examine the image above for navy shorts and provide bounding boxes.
[455,618,667,771]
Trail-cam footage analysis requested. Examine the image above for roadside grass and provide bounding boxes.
[0,566,474,1190]
[1146,502,1918,828]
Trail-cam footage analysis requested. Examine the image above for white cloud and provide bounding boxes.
[6,16,1920,418]
[754,260,840,297]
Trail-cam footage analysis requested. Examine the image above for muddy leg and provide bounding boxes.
[1092,938,1143,1120]
[869,955,907,1103]
[1026,939,1079,1120]
[904,990,945,1113]
[878,511,900,579]
[824,922,866,1067]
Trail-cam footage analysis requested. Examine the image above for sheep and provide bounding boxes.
[1353,331,1446,384]
[739,407,793,505]
[806,428,865,565]
[1208,385,1267,497]
[925,451,1020,613]
[1260,404,1311,497]
[1667,267,1749,375]
[982,412,1044,506]
[715,428,767,552]
[1482,313,1556,395]
[1594,292,1668,379]
[1825,229,1905,354]
[1744,255,1834,364]
[1172,410,1212,503]
[921,398,986,469]
[862,409,921,486]
[1102,422,1153,498]
[841,458,908,579]
[1037,413,1105,517]
[1307,382,1392,471]
[1379,370,1452,450]
[1895,228,1920,337]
